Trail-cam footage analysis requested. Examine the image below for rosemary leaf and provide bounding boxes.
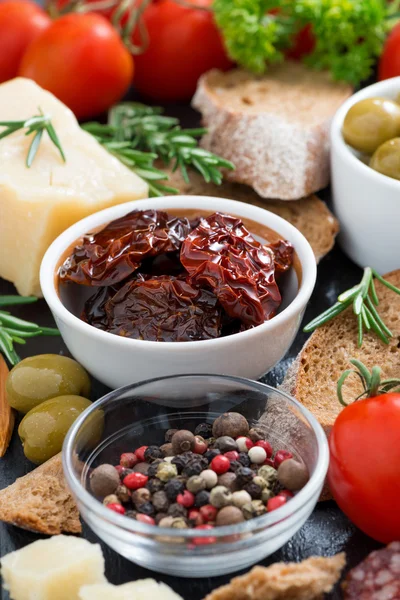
[26,128,44,168]
[0,296,37,306]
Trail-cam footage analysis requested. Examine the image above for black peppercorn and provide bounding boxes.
[238,452,251,468]
[204,448,221,463]
[183,461,202,478]
[137,501,155,516]
[194,490,210,507]
[164,478,185,501]
[194,423,213,439]
[236,467,254,486]
[165,428,178,443]
[171,430,195,454]
[168,503,187,518]
[243,481,263,499]
[152,490,170,513]
[147,459,164,478]
[144,445,165,463]
[214,436,238,453]
[125,510,137,519]
[146,478,164,494]
[229,460,242,473]
[117,467,133,481]
[172,454,191,474]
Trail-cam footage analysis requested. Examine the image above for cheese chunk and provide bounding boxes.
[0,78,148,296]
[79,579,183,600]
[1,535,106,600]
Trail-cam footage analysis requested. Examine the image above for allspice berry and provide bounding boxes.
[277,458,309,491]
[90,464,120,497]
[212,413,249,439]
[217,472,238,492]
[171,430,196,454]
[216,506,245,526]
[160,443,174,457]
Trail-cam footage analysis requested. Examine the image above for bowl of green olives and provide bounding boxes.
[331,77,400,273]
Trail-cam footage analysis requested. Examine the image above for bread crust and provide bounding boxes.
[192,65,352,200]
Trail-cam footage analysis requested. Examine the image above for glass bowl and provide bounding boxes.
[63,375,329,578]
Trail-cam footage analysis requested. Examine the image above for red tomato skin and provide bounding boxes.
[379,23,400,80]
[19,13,134,119]
[133,0,232,102]
[328,393,400,544]
[286,24,315,60]
[0,0,51,83]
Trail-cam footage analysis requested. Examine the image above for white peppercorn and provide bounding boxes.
[232,490,252,509]
[200,469,218,489]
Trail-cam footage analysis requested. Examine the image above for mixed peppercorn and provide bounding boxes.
[89,412,309,541]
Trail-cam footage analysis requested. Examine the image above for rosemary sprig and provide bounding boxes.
[337,359,400,407]
[304,268,400,347]
[83,102,234,195]
[0,109,66,168]
[0,296,60,366]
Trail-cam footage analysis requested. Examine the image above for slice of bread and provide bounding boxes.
[163,167,338,263]
[281,270,400,498]
[192,63,352,200]
[203,553,345,600]
[0,453,81,535]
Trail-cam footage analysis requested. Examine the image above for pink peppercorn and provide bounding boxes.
[210,455,230,474]
[136,514,155,525]
[274,450,293,469]
[263,458,275,467]
[188,509,204,526]
[114,465,125,476]
[279,489,294,500]
[107,503,126,515]
[123,472,148,490]
[224,450,239,461]
[193,524,216,545]
[267,495,287,512]
[194,436,208,454]
[236,436,253,452]
[199,504,218,522]
[177,490,195,508]
[120,452,138,468]
[134,446,148,462]
[255,440,273,458]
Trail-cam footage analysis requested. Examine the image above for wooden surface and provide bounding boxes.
[0,101,381,600]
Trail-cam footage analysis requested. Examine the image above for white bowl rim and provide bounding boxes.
[40,195,317,351]
[331,75,400,191]
[63,373,330,539]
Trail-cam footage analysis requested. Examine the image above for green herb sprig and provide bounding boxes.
[0,296,60,366]
[304,268,400,347]
[0,109,66,168]
[83,102,234,196]
[337,358,400,406]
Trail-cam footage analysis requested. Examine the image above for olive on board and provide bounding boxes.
[370,137,400,181]
[18,395,92,464]
[6,354,91,414]
[342,97,400,154]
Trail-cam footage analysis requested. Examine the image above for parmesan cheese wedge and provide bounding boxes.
[0,535,106,600]
[0,78,149,297]
[79,579,184,600]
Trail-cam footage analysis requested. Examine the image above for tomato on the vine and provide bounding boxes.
[132,0,232,102]
[19,13,134,119]
[328,362,400,544]
[379,22,400,80]
[0,0,51,83]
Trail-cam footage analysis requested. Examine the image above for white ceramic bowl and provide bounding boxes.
[331,77,400,274]
[40,196,316,389]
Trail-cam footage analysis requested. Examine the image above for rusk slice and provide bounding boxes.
[192,63,352,200]
[0,453,81,534]
[203,554,345,600]
[164,167,338,263]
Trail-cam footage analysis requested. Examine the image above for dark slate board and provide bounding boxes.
[0,101,381,600]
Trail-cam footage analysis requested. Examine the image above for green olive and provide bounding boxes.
[6,354,91,414]
[18,395,92,464]
[342,97,400,154]
[370,138,400,181]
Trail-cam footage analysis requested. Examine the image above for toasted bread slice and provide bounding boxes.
[203,553,345,600]
[164,167,338,263]
[0,453,81,535]
[281,270,400,499]
[192,63,352,200]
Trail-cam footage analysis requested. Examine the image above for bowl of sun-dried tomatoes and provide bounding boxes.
[40,196,316,389]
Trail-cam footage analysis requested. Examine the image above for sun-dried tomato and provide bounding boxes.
[268,240,294,275]
[180,213,283,326]
[105,276,222,342]
[59,210,192,286]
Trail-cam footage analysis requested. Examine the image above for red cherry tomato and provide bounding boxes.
[328,392,400,544]
[19,13,134,119]
[0,0,51,83]
[379,22,400,80]
[132,0,232,101]
[286,24,315,60]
